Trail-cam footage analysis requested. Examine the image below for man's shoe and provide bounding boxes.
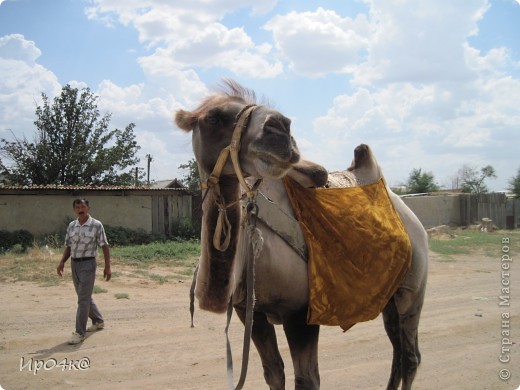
[67,332,85,345]
[87,322,104,332]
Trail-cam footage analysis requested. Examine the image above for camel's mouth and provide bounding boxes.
[252,154,295,179]
[248,134,300,179]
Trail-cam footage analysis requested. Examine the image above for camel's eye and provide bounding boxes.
[204,108,234,130]
[205,110,221,127]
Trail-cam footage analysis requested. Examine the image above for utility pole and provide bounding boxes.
[146,154,153,185]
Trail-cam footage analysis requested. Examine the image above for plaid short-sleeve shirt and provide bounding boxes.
[65,216,109,259]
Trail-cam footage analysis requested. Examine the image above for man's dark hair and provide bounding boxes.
[72,198,89,207]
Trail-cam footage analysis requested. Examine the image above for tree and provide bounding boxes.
[508,168,520,198]
[0,85,140,186]
[458,164,496,194]
[405,168,440,194]
[0,159,8,183]
[178,158,200,192]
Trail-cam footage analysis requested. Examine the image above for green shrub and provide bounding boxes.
[104,225,165,246]
[0,219,200,253]
[104,219,200,246]
[0,229,34,253]
[170,218,200,241]
[43,233,63,248]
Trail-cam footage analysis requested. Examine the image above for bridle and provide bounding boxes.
[199,103,262,252]
[197,103,264,390]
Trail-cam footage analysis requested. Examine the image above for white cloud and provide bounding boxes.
[86,0,277,29]
[135,129,194,181]
[351,0,490,85]
[136,22,283,78]
[0,35,61,137]
[289,0,518,190]
[0,33,41,63]
[86,0,282,78]
[312,73,520,188]
[264,7,370,76]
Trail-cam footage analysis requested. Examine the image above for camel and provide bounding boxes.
[176,80,428,390]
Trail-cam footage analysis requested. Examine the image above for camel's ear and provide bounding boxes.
[287,159,328,188]
[175,109,198,132]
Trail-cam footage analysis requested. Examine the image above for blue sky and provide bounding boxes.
[1,0,519,191]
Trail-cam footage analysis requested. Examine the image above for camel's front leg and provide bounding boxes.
[234,307,286,390]
[283,307,320,390]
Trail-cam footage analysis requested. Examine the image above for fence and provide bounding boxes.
[402,192,518,230]
[459,193,508,229]
[151,194,193,235]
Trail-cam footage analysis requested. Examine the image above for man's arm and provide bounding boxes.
[102,244,111,281]
[57,246,71,277]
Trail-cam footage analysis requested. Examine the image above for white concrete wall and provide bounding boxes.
[401,195,461,229]
[0,194,152,237]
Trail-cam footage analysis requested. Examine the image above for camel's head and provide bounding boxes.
[175,80,301,180]
[174,80,306,314]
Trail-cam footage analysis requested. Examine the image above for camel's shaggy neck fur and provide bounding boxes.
[196,175,241,313]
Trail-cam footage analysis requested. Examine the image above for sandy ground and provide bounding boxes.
[0,248,519,390]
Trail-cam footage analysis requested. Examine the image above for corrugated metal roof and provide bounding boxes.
[0,183,189,192]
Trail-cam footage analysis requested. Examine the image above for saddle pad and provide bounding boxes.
[284,176,412,331]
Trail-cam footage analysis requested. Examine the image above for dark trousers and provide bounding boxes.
[71,259,104,335]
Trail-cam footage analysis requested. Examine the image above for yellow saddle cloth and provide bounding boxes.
[284,177,412,331]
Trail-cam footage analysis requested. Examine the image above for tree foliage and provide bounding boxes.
[0,85,140,185]
[178,158,200,192]
[405,168,440,194]
[458,164,496,194]
[508,168,520,198]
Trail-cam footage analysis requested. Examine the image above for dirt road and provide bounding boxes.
[0,249,518,389]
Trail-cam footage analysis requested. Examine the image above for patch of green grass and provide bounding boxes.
[0,248,65,286]
[428,237,471,256]
[429,229,520,258]
[111,240,200,266]
[114,293,129,299]
[149,274,169,284]
[178,267,196,278]
[93,285,108,294]
[127,269,148,279]
[39,274,61,287]
[0,241,200,286]
[110,271,123,279]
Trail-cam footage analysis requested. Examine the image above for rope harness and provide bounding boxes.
[226,199,263,390]
[197,104,263,389]
[200,104,260,252]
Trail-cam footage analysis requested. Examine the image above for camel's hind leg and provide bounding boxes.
[398,303,423,390]
[235,308,285,390]
[283,307,320,390]
[384,287,425,390]
[383,296,402,390]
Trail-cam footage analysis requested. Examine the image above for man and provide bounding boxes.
[57,198,111,345]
